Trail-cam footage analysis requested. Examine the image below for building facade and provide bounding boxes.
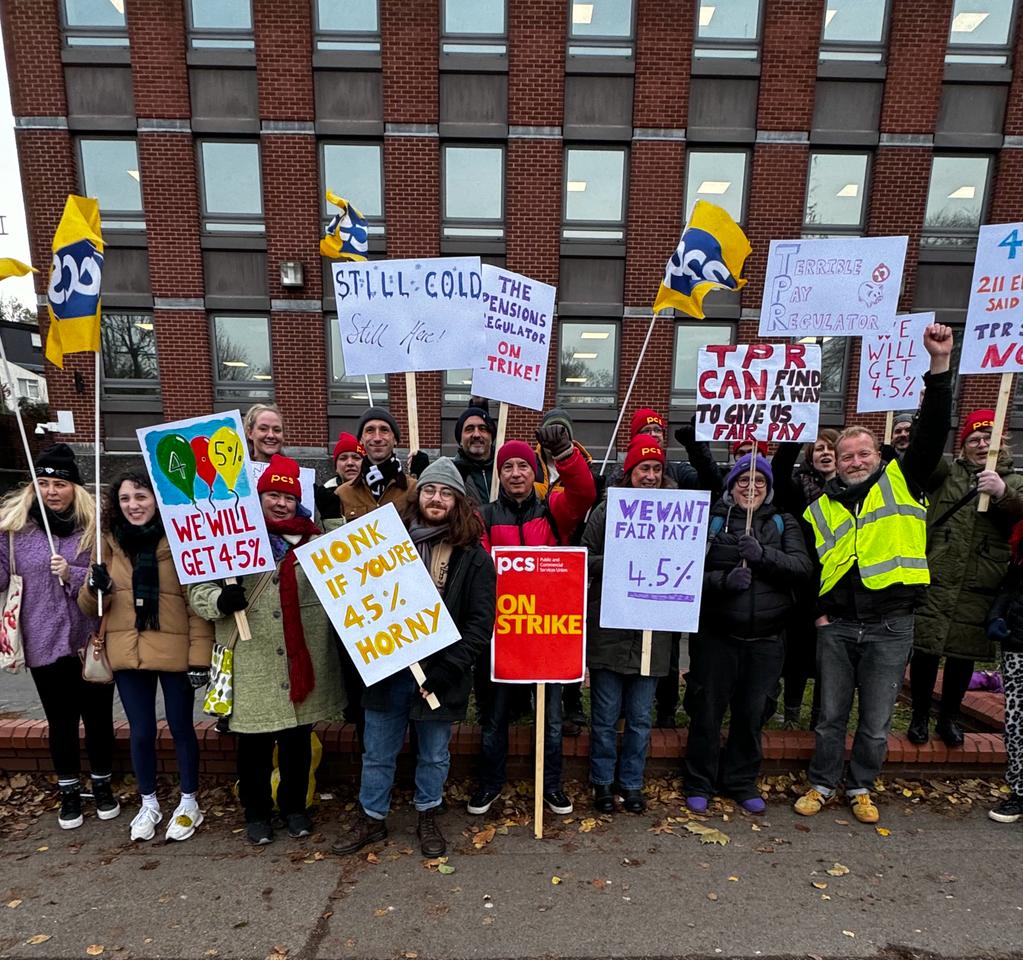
[3,0,1021,463]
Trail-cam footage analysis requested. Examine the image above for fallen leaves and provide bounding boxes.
[842,930,856,938]
[551,876,562,885]
[578,818,598,833]
[826,863,850,877]
[471,825,496,849]
[7,899,23,908]
[25,935,51,945]
[365,852,380,865]
[684,821,730,845]
[875,826,891,837]
[86,945,104,956]
[811,881,828,890]
[706,892,718,901]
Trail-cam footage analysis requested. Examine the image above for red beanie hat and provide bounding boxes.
[731,439,754,457]
[959,409,995,447]
[332,432,364,459]
[623,436,666,474]
[257,454,302,500]
[496,440,538,474]
[630,407,666,438]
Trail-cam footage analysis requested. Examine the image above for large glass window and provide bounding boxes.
[819,0,888,61]
[694,0,761,59]
[79,139,144,230]
[923,155,990,246]
[199,142,264,233]
[684,150,747,225]
[443,145,504,238]
[444,368,475,403]
[946,0,1017,64]
[315,0,380,51]
[328,318,388,402]
[62,0,128,46]
[443,0,506,54]
[321,143,384,233]
[212,315,272,400]
[563,148,627,240]
[798,336,848,397]
[558,321,618,405]
[101,312,160,398]
[568,0,634,57]
[671,323,735,403]
[188,0,255,49]
[803,152,869,233]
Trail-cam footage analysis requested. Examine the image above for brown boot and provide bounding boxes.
[332,812,387,856]
[417,808,446,857]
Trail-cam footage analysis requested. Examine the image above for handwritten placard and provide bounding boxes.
[333,256,486,375]
[695,343,822,444]
[249,461,317,518]
[856,312,933,413]
[758,236,907,337]
[470,265,555,411]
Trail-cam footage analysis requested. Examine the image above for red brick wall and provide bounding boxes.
[508,0,565,125]
[381,0,439,123]
[127,0,190,118]
[151,309,213,418]
[269,311,328,447]
[616,316,674,449]
[1,0,65,117]
[757,0,823,131]
[254,0,315,121]
[1002,5,1023,137]
[633,0,691,129]
[880,0,952,132]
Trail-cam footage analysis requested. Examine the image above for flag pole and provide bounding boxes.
[94,349,104,615]
[364,374,374,407]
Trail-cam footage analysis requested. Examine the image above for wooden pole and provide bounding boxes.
[533,682,545,839]
[409,661,441,711]
[224,576,252,641]
[490,401,508,501]
[978,372,1013,513]
[640,630,652,676]
[883,410,894,447]
[743,441,757,536]
[404,371,420,453]
[94,350,104,615]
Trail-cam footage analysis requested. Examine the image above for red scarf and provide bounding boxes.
[266,516,320,704]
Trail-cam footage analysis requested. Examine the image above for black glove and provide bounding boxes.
[736,534,763,564]
[217,583,248,615]
[423,659,461,699]
[408,450,430,477]
[535,424,573,460]
[725,566,752,591]
[88,562,112,595]
[674,417,697,448]
[187,668,210,689]
[988,617,1010,641]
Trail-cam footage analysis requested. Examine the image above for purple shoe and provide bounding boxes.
[740,796,766,814]
[686,795,709,814]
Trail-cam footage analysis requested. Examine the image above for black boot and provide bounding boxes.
[621,789,646,814]
[58,784,83,830]
[781,706,801,730]
[417,809,446,857]
[332,812,387,855]
[936,715,964,748]
[592,784,615,814]
[907,713,930,744]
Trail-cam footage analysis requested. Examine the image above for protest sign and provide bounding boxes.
[491,547,586,684]
[333,256,485,375]
[293,502,460,688]
[695,343,822,444]
[137,412,273,585]
[856,312,933,413]
[600,489,711,634]
[958,221,1023,374]
[758,236,907,337]
[250,461,316,518]
[470,265,555,411]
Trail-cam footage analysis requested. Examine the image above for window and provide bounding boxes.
[322,143,385,234]
[946,0,1017,64]
[61,0,128,46]
[799,336,848,398]
[17,378,40,400]
[315,0,380,51]
[444,368,475,403]
[803,152,869,233]
[199,142,264,233]
[563,148,627,240]
[819,0,888,61]
[671,322,735,404]
[558,321,618,405]
[443,145,504,238]
[188,0,254,49]
[684,150,748,225]
[78,139,144,230]
[101,312,160,398]
[922,155,990,246]
[694,0,762,59]
[212,315,272,400]
[443,0,506,54]
[328,318,388,402]
[568,0,634,58]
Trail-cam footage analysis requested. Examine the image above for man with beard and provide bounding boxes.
[452,405,497,504]
[336,408,416,521]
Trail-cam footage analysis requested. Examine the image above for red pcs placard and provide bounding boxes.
[491,547,587,683]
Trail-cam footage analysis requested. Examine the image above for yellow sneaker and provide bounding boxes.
[794,788,828,816]
[850,794,879,824]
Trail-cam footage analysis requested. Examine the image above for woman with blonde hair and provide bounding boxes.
[243,403,284,463]
[0,444,118,829]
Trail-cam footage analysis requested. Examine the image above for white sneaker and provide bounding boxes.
[130,806,163,842]
[166,803,204,842]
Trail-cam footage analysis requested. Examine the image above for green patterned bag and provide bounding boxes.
[203,644,234,717]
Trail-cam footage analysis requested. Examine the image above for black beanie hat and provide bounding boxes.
[357,406,401,443]
[36,443,82,485]
[454,405,497,444]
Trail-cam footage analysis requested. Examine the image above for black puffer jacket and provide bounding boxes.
[701,498,813,639]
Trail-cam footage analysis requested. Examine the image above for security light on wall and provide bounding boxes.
[572,3,594,25]
[951,12,989,33]
[947,185,977,199]
[697,180,731,194]
[836,183,859,197]
[280,260,304,288]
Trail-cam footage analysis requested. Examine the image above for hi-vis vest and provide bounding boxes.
[804,459,929,596]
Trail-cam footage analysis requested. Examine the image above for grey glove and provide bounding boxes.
[187,668,210,689]
[725,566,752,591]
[736,534,763,563]
[535,424,573,460]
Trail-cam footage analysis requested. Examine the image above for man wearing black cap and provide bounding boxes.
[452,405,497,503]
[336,407,416,522]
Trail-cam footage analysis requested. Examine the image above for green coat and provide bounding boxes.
[188,535,346,735]
[914,454,1023,660]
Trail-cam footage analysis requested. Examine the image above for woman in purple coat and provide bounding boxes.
[0,445,118,829]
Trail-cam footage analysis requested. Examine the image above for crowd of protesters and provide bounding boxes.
[3,321,1022,854]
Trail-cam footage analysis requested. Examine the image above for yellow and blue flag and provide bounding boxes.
[652,200,752,319]
[45,195,104,369]
[320,190,368,261]
[0,258,37,281]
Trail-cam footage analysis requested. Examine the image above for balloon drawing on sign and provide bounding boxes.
[191,435,217,508]
[155,433,197,505]
[209,426,245,507]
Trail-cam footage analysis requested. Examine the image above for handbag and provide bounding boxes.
[80,615,114,684]
[203,644,234,717]
[1,531,25,674]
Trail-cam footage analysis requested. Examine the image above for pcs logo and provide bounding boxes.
[47,240,103,320]
[664,228,737,297]
[495,555,536,575]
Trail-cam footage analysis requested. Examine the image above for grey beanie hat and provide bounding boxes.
[892,410,915,427]
[417,456,466,497]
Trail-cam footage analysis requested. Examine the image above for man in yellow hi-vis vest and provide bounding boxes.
[794,323,954,826]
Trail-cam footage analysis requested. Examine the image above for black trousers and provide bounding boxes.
[910,652,975,720]
[655,634,683,722]
[782,615,820,716]
[30,654,115,781]
[236,724,312,822]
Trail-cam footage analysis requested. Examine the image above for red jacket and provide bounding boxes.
[480,447,596,549]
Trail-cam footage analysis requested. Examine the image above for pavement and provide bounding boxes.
[1,781,1021,960]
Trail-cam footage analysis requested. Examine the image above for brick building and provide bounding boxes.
[2,0,1020,467]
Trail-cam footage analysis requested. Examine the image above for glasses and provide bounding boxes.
[965,433,992,448]
[421,484,456,502]
[735,476,767,489]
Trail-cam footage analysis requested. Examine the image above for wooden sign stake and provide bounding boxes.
[534,681,546,839]
[978,372,1013,513]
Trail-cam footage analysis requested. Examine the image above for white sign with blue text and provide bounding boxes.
[333,256,486,375]
[600,489,711,633]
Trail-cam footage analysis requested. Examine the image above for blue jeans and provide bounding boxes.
[588,668,657,790]
[808,615,914,794]
[479,681,563,793]
[359,670,453,819]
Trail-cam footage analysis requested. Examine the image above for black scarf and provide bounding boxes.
[116,518,165,632]
[407,519,450,568]
[823,462,886,509]
[362,453,403,501]
[29,502,77,539]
